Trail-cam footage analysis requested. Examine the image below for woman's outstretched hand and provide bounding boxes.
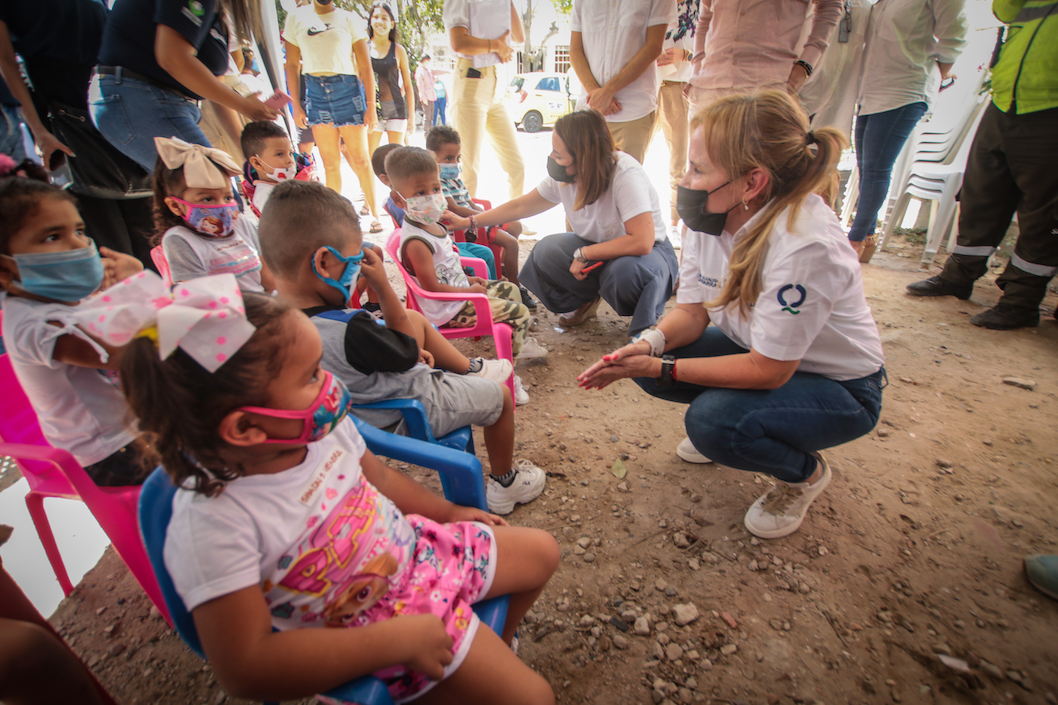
[577,341,654,390]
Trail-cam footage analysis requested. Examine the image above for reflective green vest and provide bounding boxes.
[992,0,1058,113]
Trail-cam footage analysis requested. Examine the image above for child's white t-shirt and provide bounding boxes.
[398,220,469,327]
[678,194,886,381]
[251,181,276,216]
[164,418,419,630]
[161,218,265,292]
[1,293,136,466]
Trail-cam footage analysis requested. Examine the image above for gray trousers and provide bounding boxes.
[519,232,678,336]
[940,103,1058,309]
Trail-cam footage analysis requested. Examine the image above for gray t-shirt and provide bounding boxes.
[312,314,503,437]
[161,219,265,292]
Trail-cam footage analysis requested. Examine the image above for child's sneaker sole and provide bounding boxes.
[486,459,546,514]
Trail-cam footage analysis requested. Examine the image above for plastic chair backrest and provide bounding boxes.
[151,246,173,288]
[0,354,69,495]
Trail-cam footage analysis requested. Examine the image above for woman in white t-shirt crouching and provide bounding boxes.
[579,91,886,540]
[445,109,678,337]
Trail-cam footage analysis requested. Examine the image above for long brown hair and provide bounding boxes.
[121,293,294,497]
[693,90,847,314]
[222,0,261,43]
[553,109,616,211]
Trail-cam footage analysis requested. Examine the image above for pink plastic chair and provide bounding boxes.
[385,230,516,403]
[151,246,173,287]
[0,350,172,625]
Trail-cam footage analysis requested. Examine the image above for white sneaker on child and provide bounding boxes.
[518,337,548,360]
[487,459,546,515]
[513,375,530,405]
[467,358,513,384]
[743,453,832,539]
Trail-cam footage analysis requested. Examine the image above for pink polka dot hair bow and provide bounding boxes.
[72,270,256,373]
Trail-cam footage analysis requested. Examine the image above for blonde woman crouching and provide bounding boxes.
[578,90,886,540]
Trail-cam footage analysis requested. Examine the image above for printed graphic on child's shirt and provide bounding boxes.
[204,235,264,280]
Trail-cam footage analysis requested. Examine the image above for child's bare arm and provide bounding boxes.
[444,195,477,218]
[358,246,416,338]
[361,448,504,526]
[193,586,454,700]
[403,240,486,294]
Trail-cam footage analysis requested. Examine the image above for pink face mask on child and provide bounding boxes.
[239,371,353,444]
[170,198,240,238]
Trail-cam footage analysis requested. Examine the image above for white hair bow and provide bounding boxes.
[72,270,256,373]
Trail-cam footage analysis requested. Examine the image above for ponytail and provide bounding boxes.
[690,91,848,314]
[121,293,294,496]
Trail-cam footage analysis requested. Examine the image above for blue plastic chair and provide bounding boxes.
[138,416,508,705]
[352,398,474,454]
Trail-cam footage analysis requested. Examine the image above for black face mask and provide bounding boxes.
[676,182,735,236]
[547,156,576,183]
[317,0,334,5]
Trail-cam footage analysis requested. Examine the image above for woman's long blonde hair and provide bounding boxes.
[693,91,847,314]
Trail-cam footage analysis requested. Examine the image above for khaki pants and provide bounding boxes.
[451,58,525,200]
[653,81,690,224]
[198,75,252,163]
[607,112,656,164]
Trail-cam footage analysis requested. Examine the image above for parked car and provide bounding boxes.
[508,72,574,133]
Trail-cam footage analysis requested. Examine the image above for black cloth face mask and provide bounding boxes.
[676,181,738,236]
[547,155,577,183]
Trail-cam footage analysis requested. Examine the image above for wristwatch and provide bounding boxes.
[573,247,589,264]
[657,355,676,389]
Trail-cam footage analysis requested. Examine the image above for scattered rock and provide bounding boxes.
[935,458,954,469]
[107,642,126,658]
[612,634,631,650]
[718,611,737,629]
[665,643,684,661]
[583,552,596,563]
[654,641,666,661]
[932,642,952,655]
[980,660,1003,679]
[664,586,678,597]
[877,428,890,438]
[937,654,971,674]
[655,579,668,592]
[634,616,651,636]
[720,644,738,656]
[610,434,620,443]
[673,532,691,548]
[1002,376,1036,391]
[674,604,700,626]
[688,558,700,571]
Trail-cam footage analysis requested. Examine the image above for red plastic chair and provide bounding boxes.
[0,351,172,625]
[385,230,516,404]
[150,246,173,287]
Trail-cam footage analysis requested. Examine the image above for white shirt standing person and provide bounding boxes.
[569,0,676,164]
[443,0,526,200]
[579,90,885,542]
[654,0,699,229]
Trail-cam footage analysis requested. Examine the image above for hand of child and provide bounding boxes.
[418,349,434,367]
[359,246,390,292]
[400,614,454,680]
[99,247,144,290]
[446,504,509,527]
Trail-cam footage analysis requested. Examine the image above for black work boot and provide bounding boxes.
[906,275,973,300]
[969,303,1040,330]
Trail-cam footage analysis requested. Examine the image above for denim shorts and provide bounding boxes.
[304,74,366,127]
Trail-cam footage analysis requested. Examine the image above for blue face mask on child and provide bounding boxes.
[10,241,104,302]
[438,163,461,180]
[311,246,364,306]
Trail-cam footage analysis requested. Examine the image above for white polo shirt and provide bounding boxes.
[443,0,511,67]
[571,0,676,122]
[678,194,884,381]
[537,152,668,244]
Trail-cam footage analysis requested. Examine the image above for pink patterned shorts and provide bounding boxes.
[356,518,496,702]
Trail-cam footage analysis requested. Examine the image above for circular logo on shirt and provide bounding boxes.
[777,284,807,314]
[189,0,204,16]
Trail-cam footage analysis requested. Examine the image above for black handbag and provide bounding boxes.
[47,101,152,199]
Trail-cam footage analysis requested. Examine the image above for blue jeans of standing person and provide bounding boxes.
[1,104,28,161]
[520,232,678,336]
[434,95,447,126]
[89,73,209,173]
[634,328,884,483]
[848,101,928,242]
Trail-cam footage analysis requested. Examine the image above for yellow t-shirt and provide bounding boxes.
[284,6,365,76]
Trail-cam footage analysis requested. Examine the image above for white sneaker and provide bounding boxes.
[486,459,546,514]
[467,358,513,384]
[676,437,712,464]
[743,453,832,539]
[513,375,530,405]
[517,336,548,360]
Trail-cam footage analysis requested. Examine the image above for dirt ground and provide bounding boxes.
[40,235,1058,705]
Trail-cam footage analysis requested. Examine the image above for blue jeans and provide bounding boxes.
[89,73,208,173]
[434,95,447,126]
[634,328,884,483]
[849,101,928,242]
[1,104,27,161]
